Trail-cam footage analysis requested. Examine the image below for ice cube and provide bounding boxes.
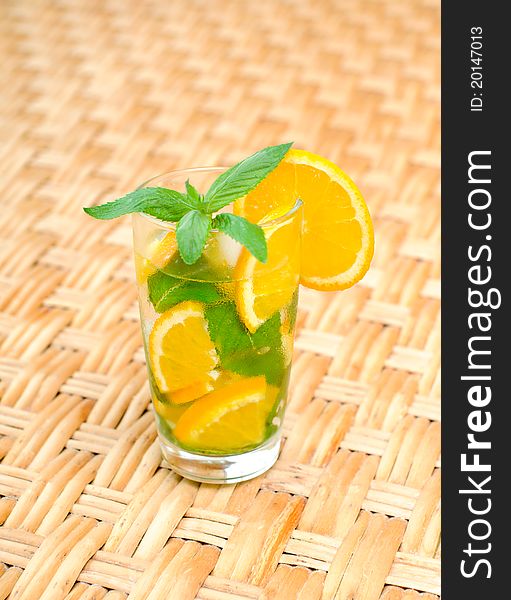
[212,232,242,268]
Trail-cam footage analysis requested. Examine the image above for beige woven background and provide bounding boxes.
[0,0,440,598]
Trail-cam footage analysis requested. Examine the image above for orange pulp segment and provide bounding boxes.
[167,380,214,405]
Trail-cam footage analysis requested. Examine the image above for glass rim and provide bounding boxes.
[135,166,303,231]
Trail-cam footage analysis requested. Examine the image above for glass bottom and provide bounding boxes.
[158,432,282,484]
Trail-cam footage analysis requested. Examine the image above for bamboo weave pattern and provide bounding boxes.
[0,0,440,598]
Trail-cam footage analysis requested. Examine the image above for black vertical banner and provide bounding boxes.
[442,3,506,598]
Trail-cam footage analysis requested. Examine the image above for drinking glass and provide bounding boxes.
[132,168,302,483]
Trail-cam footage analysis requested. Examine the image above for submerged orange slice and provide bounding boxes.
[148,301,218,394]
[234,217,300,333]
[167,380,214,405]
[173,376,276,452]
[135,231,177,283]
[234,149,374,291]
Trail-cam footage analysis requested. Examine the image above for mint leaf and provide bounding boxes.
[176,210,211,265]
[212,213,267,263]
[185,180,201,207]
[148,270,222,313]
[204,143,293,212]
[205,302,251,358]
[83,187,195,221]
[205,302,286,385]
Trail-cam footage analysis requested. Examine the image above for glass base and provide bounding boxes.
[158,432,282,484]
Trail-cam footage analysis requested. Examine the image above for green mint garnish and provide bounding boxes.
[83,142,293,265]
[147,271,221,313]
[83,187,197,221]
[176,209,211,265]
[185,179,201,205]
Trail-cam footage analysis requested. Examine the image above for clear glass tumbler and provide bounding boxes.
[132,168,302,483]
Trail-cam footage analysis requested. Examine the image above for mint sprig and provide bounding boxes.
[83,142,293,264]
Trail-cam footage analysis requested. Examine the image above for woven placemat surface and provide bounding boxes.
[0,0,440,598]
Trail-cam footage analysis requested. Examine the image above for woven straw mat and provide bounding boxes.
[0,0,440,598]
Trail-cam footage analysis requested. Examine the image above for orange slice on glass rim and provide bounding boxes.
[234,149,374,291]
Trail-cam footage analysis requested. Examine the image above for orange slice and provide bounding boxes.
[135,231,177,283]
[153,372,244,427]
[234,218,301,332]
[148,301,218,394]
[167,380,214,405]
[173,376,276,452]
[234,149,374,291]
